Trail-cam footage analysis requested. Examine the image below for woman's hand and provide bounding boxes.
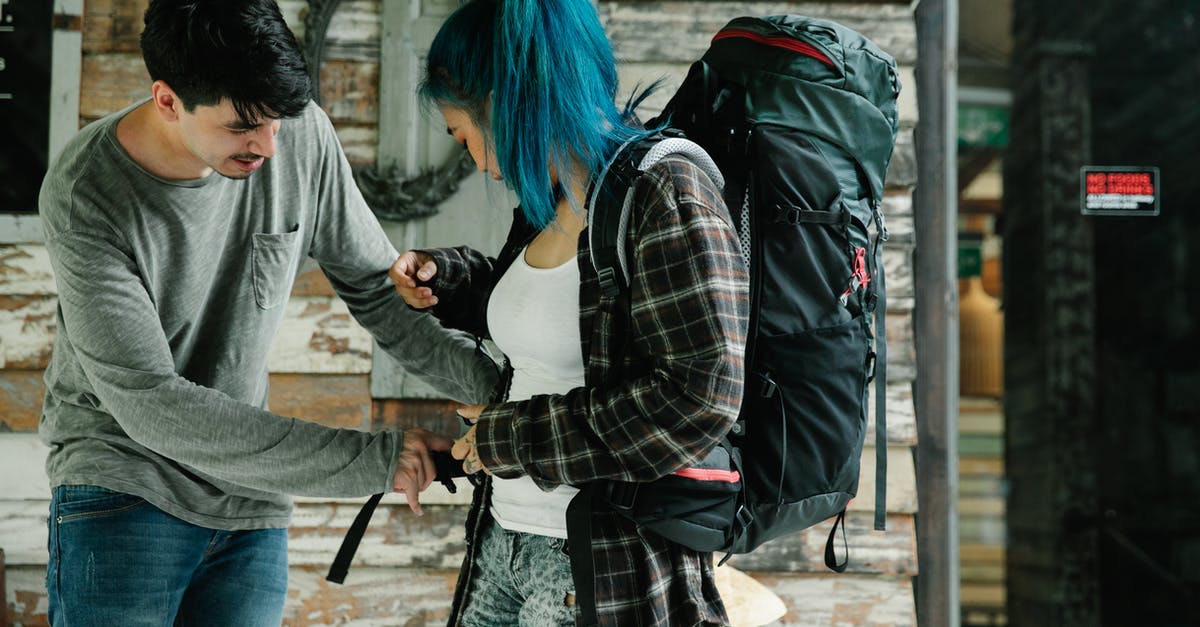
[451,405,491,476]
[389,251,440,308]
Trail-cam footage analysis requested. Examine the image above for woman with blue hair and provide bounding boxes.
[390,0,749,624]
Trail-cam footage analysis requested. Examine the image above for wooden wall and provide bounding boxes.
[1,1,919,625]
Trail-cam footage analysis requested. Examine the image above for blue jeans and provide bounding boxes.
[460,518,577,627]
[47,485,288,627]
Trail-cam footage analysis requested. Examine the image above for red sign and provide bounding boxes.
[1081,166,1160,216]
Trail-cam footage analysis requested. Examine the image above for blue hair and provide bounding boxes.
[419,0,658,229]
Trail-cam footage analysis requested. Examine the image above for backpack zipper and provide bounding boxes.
[713,29,836,68]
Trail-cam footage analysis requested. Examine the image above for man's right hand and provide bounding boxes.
[393,428,454,515]
[389,251,439,309]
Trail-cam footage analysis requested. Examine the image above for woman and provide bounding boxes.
[390,0,749,624]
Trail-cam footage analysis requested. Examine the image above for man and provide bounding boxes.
[37,0,497,624]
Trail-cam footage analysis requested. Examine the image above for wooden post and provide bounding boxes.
[913,0,960,626]
[1002,35,1100,625]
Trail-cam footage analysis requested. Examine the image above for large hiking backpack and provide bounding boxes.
[586,14,900,565]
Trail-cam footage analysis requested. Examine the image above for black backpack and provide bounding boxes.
[582,14,900,571]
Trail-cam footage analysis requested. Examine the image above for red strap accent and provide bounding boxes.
[712,29,836,68]
[853,247,871,289]
[672,467,742,483]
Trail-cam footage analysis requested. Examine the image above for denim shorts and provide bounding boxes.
[460,517,578,627]
[47,485,288,626]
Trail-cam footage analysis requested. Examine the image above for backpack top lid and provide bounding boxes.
[704,15,901,205]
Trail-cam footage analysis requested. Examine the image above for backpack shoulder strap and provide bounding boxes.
[587,136,724,297]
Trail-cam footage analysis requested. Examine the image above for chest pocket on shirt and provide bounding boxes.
[251,229,301,309]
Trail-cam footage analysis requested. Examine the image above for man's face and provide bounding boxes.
[175,99,282,180]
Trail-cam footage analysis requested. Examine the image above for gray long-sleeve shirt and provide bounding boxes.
[38,100,497,530]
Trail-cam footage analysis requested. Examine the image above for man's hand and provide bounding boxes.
[389,251,439,308]
[393,428,454,515]
[451,405,491,476]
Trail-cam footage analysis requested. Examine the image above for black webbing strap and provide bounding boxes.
[326,492,383,584]
[327,450,463,584]
[565,486,600,627]
[824,509,850,573]
[591,139,653,298]
[872,209,888,532]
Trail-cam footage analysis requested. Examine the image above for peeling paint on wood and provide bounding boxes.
[0,371,46,432]
[0,297,56,370]
[852,445,917,514]
[727,512,916,575]
[868,383,917,445]
[268,296,374,374]
[0,246,56,295]
[319,60,380,126]
[751,572,916,626]
[4,564,916,627]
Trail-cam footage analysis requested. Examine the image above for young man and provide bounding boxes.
[37,0,497,624]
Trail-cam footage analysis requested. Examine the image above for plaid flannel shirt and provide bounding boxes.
[427,156,749,626]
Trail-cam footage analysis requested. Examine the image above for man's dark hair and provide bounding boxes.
[140,0,312,123]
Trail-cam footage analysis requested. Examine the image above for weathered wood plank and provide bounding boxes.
[0,371,46,432]
[372,398,463,434]
[0,498,910,580]
[0,297,56,370]
[0,246,56,296]
[81,0,146,54]
[79,53,148,122]
[0,435,51,502]
[267,296,374,374]
[7,564,906,627]
[726,512,916,575]
[318,60,379,126]
[868,382,917,446]
[292,261,337,298]
[883,245,915,312]
[885,309,916,382]
[333,124,379,166]
[851,445,916,515]
[268,373,371,430]
[0,269,375,376]
[747,572,916,626]
[601,2,917,65]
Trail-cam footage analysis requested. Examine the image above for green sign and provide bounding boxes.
[958,233,983,278]
[958,104,1009,148]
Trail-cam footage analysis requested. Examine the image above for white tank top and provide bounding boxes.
[484,246,584,538]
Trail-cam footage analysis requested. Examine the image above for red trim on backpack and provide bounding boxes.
[712,29,836,68]
[840,247,872,304]
[673,467,742,483]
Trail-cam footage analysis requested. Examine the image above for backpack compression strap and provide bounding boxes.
[873,204,888,532]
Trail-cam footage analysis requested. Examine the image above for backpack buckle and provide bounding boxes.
[605,481,640,511]
[735,504,754,531]
[596,266,623,298]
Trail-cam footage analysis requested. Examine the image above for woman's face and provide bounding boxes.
[440,106,502,181]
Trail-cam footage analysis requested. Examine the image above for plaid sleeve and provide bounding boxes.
[477,157,749,485]
[420,245,496,338]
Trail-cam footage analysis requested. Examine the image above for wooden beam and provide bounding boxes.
[913,1,961,626]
